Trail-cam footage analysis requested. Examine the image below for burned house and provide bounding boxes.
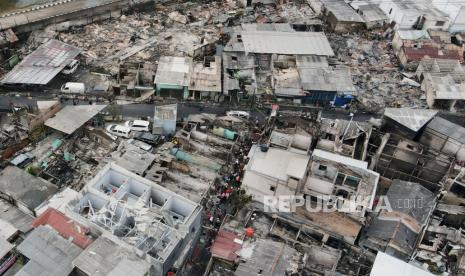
[242,131,312,202]
[0,166,58,217]
[360,180,435,261]
[351,3,388,29]
[321,0,366,33]
[114,62,156,98]
[422,74,465,111]
[222,25,334,101]
[63,163,202,276]
[382,108,438,140]
[0,39,81,86]
[420,116,465,162]
[298,65,357,106]
[189,56,222,100]
[432,0,465,33]
[370,251,434,276]
[303,149,379,222]
[316,117,372,160]
[368,131,453,192]
[416,58,465,84]
[154,56,192,99]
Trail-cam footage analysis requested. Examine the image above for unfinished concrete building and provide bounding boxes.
[360,180,435,261]
[63,163,202,275]
[367,132,453,192]
[316,117,372,160]
[320,0,366,33]
[303,149,379,222]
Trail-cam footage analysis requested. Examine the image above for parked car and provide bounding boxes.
[133,131,162,146]
[124,120,150,132]
[226,110,250,119]
[61,82,86,94]
[127,138,152,151]
[106,124,131,138]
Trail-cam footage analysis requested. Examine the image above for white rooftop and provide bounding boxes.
[241,31,334,56]
[370,252,434,276]
[384,108,438,132]
[247,145,311,181]
[312,149,368,169]
[45,104,107,134]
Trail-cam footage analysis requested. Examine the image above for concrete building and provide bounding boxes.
[368,132,453,192]
[222,26,334,100]
[379,0,450,31]
[421,116,465,162]
[189,56,222,100]
[422,74,465,111]
[432,0,465,33]
[0,166,58,217]
[416,58,465,83]
[355,4,389,29]
[242,131,312,202]
[154,56,192,99]
[303,149,379,221]
[360,180,435,261]
[63,163,202,275]
[153,104,177,136]
[321,0,365,33]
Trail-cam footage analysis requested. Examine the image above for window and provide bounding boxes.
[436,21,445,27]
[344,176,361,188]
[232,56,238,61]
[406,144,414,150]
[270,186,276,192]
[335,173,345,185]
[318,164,328,171]
[389,8,392,14]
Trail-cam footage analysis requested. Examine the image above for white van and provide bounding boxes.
[226,110,250,119]
[124,120,150,132]
[61,82,86,94]
[106,124,131,138]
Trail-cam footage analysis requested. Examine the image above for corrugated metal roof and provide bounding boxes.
[426,116,465,144]
[299,66,356,93]
[1,39,81,85]
[44,104,107,134]
[384,108,438,132]
[210,230,242,262]
[16,225,82,276]
[241,31,334,56]
[154,56,191,86]
[396,30,430,40]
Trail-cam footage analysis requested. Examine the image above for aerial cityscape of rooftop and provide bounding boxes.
[0,0,465,275]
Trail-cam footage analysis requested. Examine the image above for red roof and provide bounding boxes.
[404,46,461,62]
[32,208,93,249]
[210,230,242,262]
